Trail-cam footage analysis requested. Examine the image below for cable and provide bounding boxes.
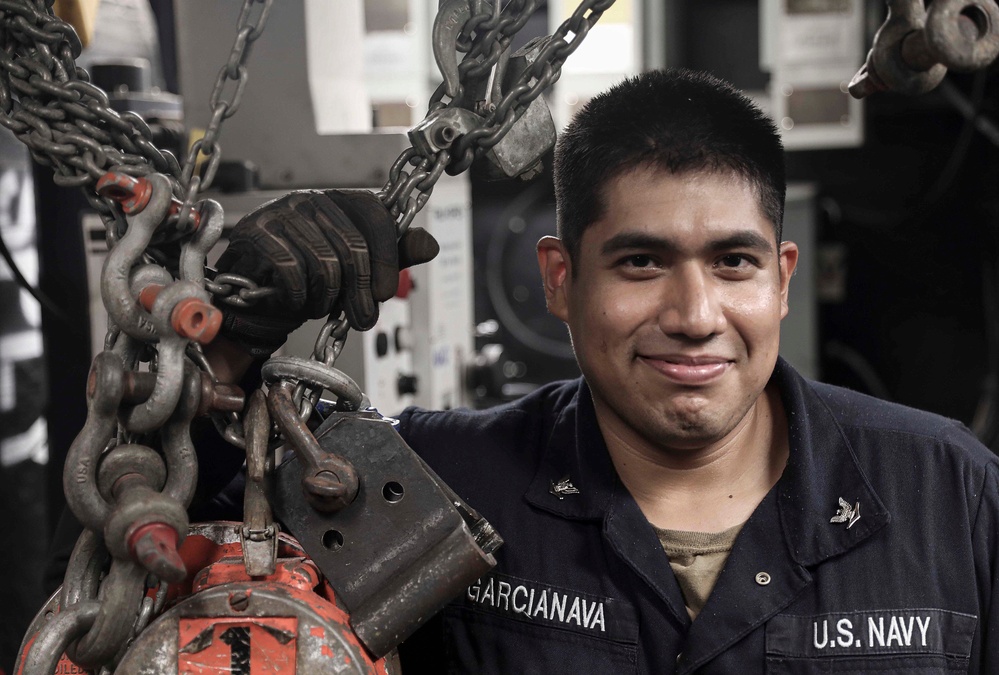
[0,228,76,328]
[938,79,999,149]
[823,341,894,402]
[827,68,992,230]
[922,71,990,207]
[971,229,999,448]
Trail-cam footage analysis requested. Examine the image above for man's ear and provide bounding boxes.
[537,236,571,322]
[778,241,799,319]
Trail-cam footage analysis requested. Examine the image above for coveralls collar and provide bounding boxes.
[772,357,891,566]
[525,356,891,563]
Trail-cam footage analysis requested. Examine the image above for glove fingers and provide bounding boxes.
[324,190,400,304]
[280,205,342,319]
[290,192,379,330]
[216,211,310,314]
[398,227,441,269]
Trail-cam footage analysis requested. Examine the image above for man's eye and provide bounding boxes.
[719,254,752,268]
[623,255,654,268]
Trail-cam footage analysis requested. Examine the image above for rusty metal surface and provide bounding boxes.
[19,523,397,675]
[273,412,499,658]
[112,525,392,675]
[18,600,99,675]
[268,381,360,514]
[115,583,384,674]
[241,390,279,577]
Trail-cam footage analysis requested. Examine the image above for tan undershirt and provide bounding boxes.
[654,522,745,620]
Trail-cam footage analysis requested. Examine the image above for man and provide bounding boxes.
[177,68,999,671]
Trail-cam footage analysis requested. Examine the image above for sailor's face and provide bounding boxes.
[540,167,797,453]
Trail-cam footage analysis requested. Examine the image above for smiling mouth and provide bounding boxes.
[637,355,733,385]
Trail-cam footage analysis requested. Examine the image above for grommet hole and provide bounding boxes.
[383,481,405,503]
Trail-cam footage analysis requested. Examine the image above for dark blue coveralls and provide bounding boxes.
[396,358,999,674]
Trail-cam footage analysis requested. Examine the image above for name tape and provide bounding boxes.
[462,572,639,643]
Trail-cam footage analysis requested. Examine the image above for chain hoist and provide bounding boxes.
[2,0,613,672]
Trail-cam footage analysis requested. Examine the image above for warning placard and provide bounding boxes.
[177,617,298,674]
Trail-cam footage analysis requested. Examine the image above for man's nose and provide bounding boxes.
[657,266,726,339]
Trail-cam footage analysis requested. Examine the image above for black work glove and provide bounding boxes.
[215,189,439,358]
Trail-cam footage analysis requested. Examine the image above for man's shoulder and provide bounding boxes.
[808,378,994,463]
[400,378,578,426]
[395,378,581,457]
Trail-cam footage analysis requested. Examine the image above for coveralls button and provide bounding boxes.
[755,572,771,585]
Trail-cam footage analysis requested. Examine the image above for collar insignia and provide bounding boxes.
[550,476,580,499]
[830,497,861,529]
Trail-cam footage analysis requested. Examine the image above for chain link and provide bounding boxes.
[205,270,279,309]
[377,0,614,231]
[175,0,272,233]
[294,316,352,419]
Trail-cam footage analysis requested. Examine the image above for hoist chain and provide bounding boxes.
[174,0,272,233]
[6,0,611,671]
[204,271,279,309]
[376,0,616,232]
[0,0,183,221]
[2,2,271,672]
[213,0,616,439]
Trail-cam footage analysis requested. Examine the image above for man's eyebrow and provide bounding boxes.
[600,232,677,255]
[599,230,775,256]
[708,231,775,254]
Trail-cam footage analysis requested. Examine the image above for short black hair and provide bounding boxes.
[553,68,785,266]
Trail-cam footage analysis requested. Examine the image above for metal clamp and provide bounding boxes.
[179,198,225,285]
[242,390,280,576]
[158,362,205,509]
[923,0,999,72]
[433,0,475,100]
[272,411,501,658]
[120,279,217,433]
[64,351,126,532]
[100,172,177,341]
[96,443,189,582]
[267,381,359,514]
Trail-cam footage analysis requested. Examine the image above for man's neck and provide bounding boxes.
[600,383,789,533]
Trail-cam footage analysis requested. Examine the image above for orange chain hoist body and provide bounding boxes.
[18,523,399,675]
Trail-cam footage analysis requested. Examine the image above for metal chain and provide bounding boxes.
[163,0,274,449]
[205,0,616,432]
[205,271,279,309]
[262,0,615,451]
[1,2,271,669]
[376,0,615,232]
[293,315,352,419]
[450,0,614,166]
[7,0,607,668]
[174,0,273,233]
[0,0,184,223]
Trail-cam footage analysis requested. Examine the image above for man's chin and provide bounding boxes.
[638,413,729,452]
